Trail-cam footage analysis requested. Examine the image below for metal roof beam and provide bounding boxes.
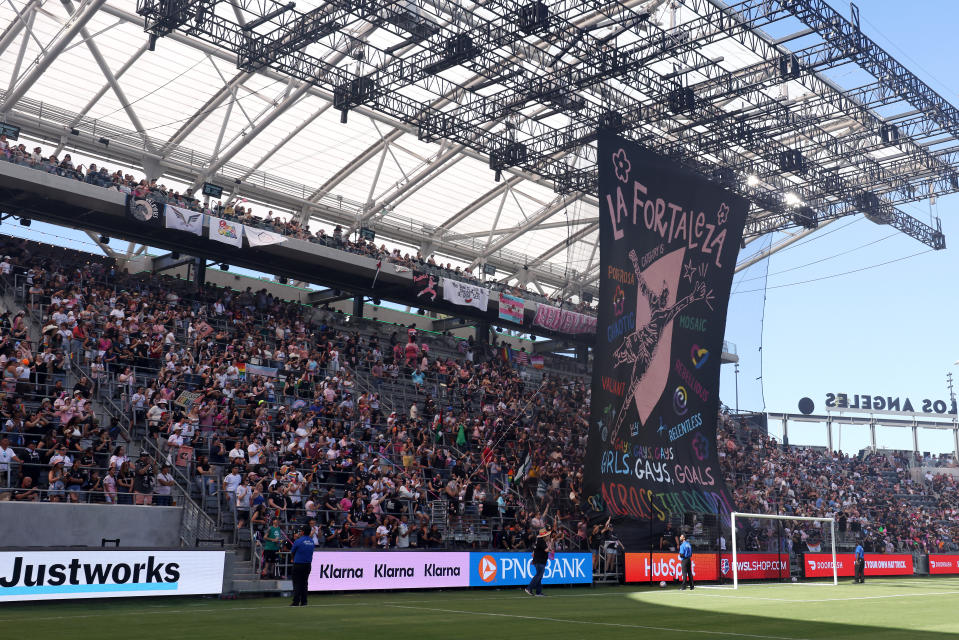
[443,217,595,241]
[468,195,573,268]
[190,80,312,190]
[1,0,110,114]
[162,69,252,154]
[60,0,157,154]
[0,0,42,59]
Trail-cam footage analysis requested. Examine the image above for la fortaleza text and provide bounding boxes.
[605,180,729,266]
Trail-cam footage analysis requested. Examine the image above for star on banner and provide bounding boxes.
[682,259,697,284]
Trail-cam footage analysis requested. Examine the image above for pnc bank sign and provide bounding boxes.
[469,553,592,587]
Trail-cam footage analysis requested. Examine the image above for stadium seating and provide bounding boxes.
[2,139,957,578]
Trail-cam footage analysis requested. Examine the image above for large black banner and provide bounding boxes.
[584,135,747,546]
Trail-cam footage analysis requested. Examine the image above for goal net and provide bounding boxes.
[729,512,837,588]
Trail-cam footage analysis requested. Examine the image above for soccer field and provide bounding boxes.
[3,578,959,639]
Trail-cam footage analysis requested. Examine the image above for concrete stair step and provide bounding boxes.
[232,579,291,593]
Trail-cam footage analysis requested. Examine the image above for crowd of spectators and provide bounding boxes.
[2,226,959,578]
[0,135,594,313]
[0,234,593,561]
[719,412,959,554]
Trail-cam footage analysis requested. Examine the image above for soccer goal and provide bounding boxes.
[729,512,837,589]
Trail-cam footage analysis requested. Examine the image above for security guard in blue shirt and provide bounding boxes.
[854,542,865,584]
[679,534,694,590]
[290,524,315,606]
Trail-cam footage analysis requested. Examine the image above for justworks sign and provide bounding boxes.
[0,555,180,587]
[0,551,225,602]
[825,393,957,415]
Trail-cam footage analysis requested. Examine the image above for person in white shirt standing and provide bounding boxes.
[0,437,21,488]
[155,464,175,506]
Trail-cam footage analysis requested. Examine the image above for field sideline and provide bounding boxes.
[2,578,959,639]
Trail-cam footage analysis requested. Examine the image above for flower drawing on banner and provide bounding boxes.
[218,220,238,239]
[612,148,631,183]
[692,432,709,461]
[717,202,729,226]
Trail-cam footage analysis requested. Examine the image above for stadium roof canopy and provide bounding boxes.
[0,0,957,298]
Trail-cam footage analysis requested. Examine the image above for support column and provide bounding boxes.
[475,320,490,345]
[194,258,206,291]
[352,296,365,318]
[781,415,788,448]
[870,420,877,451]
[953,426,959,462]
[826,418,833,452]
[912,423,919,455]
[576,344,589,363]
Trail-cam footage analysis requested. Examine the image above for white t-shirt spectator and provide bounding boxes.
[223,470,242,496]
[376,524,390,548]
[0,444,18,472]
[396,522,410,548]
[247,442,262,465]
[156,471,174,496]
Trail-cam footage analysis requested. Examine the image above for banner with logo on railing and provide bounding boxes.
[532,303,597,335]
[498,292,525,323]
[208,217,242,248]
[164,204,203,235]
[244,225,286,247]
[413,271,439,302]
[441,278,489,311]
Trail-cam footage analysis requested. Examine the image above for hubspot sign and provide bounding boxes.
[625,552,719,582]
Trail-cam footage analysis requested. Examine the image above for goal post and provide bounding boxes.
[730,512,837,589]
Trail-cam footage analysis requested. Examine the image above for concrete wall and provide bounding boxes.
[0,503,183,548]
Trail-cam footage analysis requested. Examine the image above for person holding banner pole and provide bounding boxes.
[525,527,552,597]
[854,541,865,584]
[290,524,315,607]
[679,534,694,590]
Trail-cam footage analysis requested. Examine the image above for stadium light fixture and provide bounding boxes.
[98,235,110,245]
[784,192,802,207]
[19,218,30,227]
[220,263,229,271]
[746,174,759,187]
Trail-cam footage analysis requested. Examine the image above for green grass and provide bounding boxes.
[3,578,959,639]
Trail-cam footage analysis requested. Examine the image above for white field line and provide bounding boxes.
[383,603,809,640]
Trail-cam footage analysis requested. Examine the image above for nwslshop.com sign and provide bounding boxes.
[0,551,225,602]
[584,134,747,546]
[308,552,470,591]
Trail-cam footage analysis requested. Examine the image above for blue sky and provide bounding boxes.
[719,2,959,454]
[6,1,958,455]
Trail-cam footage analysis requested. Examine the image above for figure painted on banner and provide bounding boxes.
[854,540,865,584]
[290,523,315,606]
[609,249,708,441]
[416,274,438,301]
[678,533,694,590]
[525,527,552,597]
